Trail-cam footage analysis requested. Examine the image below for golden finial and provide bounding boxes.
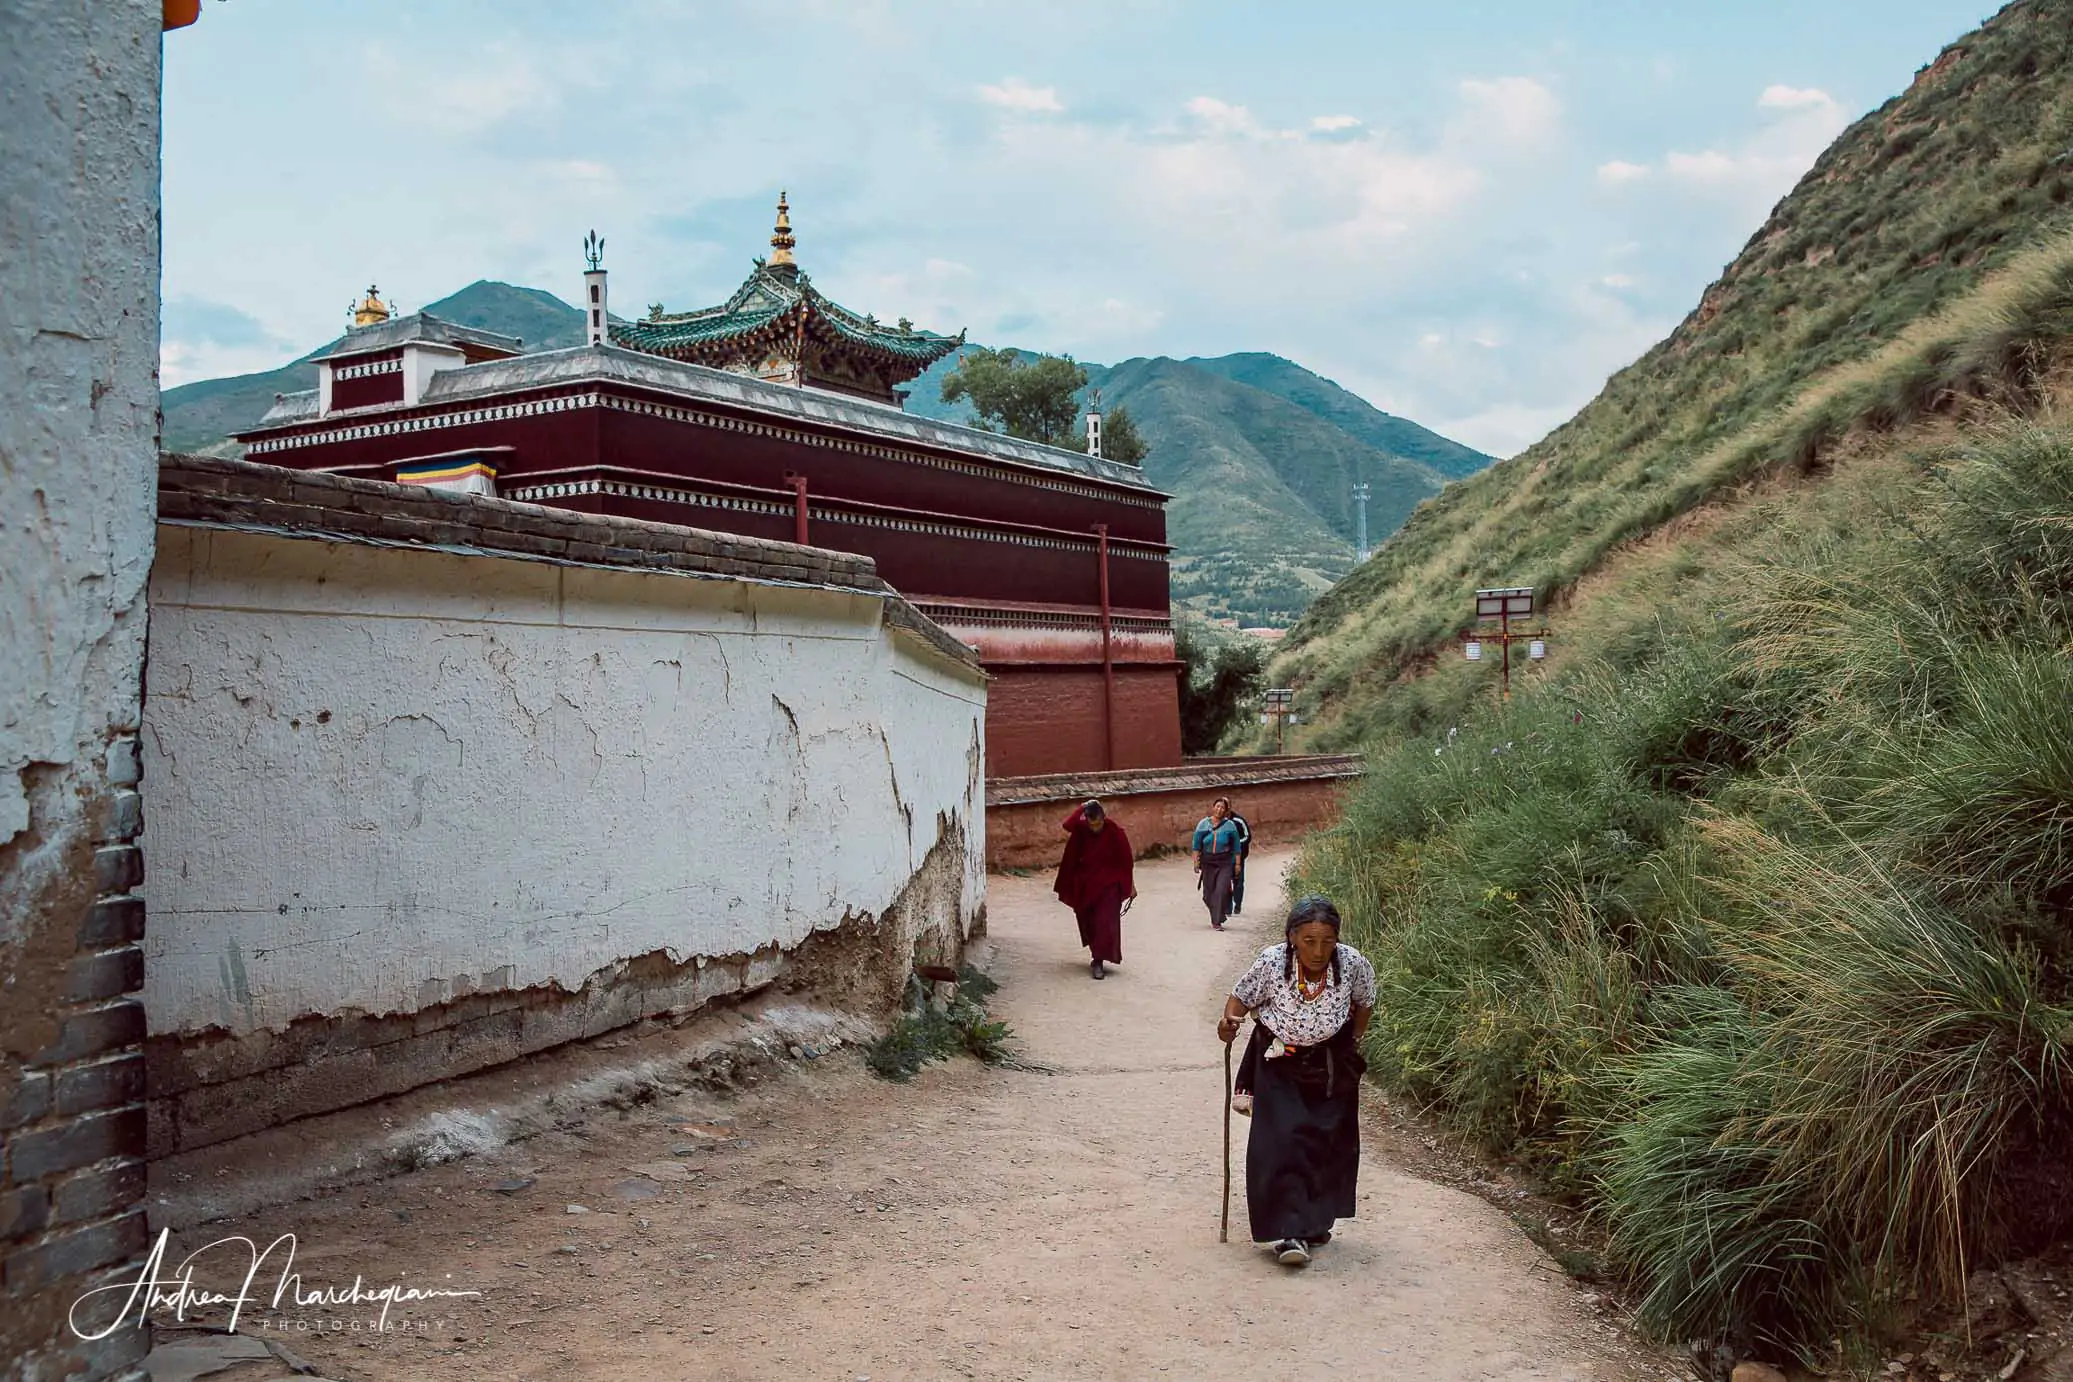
[769,191,796,268]
[351,284,391,328]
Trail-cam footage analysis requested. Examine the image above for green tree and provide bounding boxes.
[940,347,1087,445]
[1173,617,1267,754]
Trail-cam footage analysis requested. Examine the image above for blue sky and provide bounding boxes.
[163,0,2001,456]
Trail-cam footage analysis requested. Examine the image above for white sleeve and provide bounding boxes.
[1345,948,1378,1009]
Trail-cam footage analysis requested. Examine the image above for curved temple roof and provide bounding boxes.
[612,260,964,372]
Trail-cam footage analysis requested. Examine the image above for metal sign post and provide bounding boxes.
[1260,687,1296,754]
[1464,587,1549,702]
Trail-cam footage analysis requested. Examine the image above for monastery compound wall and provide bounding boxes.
[2,5,161,1379]
[139,458,987,1157]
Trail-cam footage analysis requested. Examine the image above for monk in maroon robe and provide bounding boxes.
[1054,799,1136,980]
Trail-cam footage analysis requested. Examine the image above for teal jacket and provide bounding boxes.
[1193,818,1245,857]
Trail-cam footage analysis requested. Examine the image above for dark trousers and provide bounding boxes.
[1199,852,1235,927]
[1231,849,1249,913]
[1073,884,1123,964]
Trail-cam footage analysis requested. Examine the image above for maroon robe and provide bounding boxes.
[1053,805,1134,965]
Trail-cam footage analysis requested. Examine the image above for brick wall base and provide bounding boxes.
[2,739,153,1381]
[984,756,1363,872]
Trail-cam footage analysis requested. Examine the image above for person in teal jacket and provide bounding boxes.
[1192,796,1244,930]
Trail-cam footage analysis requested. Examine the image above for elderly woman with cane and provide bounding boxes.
[1216,896,1376,1265]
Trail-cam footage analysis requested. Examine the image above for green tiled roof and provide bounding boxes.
[611,262,963,369]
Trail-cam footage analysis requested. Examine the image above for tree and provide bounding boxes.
[940,347,1086,446]
[1173,618,1267,755]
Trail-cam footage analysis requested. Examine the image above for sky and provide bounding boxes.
[163,0,2003,457]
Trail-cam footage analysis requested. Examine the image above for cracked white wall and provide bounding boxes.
[140,525,986,1037]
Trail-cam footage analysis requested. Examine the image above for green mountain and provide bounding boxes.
[160,281,590,453]
[162,286,1491,626]
[1178,352,1491,480]
[904,348,1492,625]
[1087,357,1454,624]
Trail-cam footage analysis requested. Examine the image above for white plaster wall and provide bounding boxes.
[0,0,159,877]
[140,527,987,1036]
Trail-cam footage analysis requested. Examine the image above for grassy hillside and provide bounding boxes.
[1278,0,2073,1363]
[1297,402,2073,1362]
[1273,0,2073,745]
[160,281,586,453]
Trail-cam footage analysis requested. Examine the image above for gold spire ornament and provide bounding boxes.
[351,284,391,327]
[769,191,797,268]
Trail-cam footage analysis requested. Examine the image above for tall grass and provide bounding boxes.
[1291,418,2073,1355]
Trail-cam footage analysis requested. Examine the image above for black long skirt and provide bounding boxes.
[1200,853,1236,926]
[1245,1026,1363,1244]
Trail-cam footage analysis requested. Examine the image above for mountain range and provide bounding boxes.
[161,287,1491,627]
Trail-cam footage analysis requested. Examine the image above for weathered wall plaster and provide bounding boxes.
[140,525,986,1147]
[1,4,162,1378]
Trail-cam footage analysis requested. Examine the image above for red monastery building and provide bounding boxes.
[237,198,1182,777]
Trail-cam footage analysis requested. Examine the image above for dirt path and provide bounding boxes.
[174,851,1652,1381]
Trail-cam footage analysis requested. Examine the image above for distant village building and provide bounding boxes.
[236,196,1182,776]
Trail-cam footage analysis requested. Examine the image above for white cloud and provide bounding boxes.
[1596,159,1650,185]
[1600,273,1636,289]
[1455,76,1560,148]
[1633,82,1851,219]
[1758,84,1836,111]
[1311,115,1362,132]
[1432,400,1578,459]
[978,77,1063,114]
[1185,95,1257,135]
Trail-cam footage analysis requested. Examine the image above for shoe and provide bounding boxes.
[1212,922,1224,931]
[1307,1231,1331,1247]
[1090,959,1107,980]
[1231,1092,1253,1117]
[1274,1239,1311,1266]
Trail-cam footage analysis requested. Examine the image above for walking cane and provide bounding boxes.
[1220,1029,1235,1244]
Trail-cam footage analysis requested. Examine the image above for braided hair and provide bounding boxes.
[1281,894,1343,987]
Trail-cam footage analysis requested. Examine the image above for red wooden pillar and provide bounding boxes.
[1095,524,1116,770]
[787,473,809,546]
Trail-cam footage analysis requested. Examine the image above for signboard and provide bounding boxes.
[1262,688,1295,710]
[1474,586,1535,619]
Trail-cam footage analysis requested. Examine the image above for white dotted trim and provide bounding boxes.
[332,357,403,381]
[504,477,1170,563]
[914,604,1173,634]
[246,392,598,455]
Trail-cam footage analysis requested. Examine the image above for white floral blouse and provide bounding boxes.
[1232,942,1378,1048]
